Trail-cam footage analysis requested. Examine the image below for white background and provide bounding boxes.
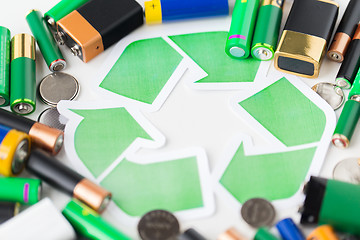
[0,0,357,239]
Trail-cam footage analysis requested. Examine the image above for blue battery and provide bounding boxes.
[0,124,11,144]
[144,0,229,24]
[276,218,305,240]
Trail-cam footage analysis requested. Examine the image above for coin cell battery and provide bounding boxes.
[38,72,79,106]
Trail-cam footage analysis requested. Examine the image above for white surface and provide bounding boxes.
[0,0,356,239]
[0,198,76,240]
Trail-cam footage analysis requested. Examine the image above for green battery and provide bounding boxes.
[349,67,360,98]
[10,34,36,115]
[225,0,260,59]
[254,228,280,240]
[301,176,360,235]
[332,98,360,148]
[62,199,131,240]
[44,0,90,29]
[26,10,66,72]
[0,27,10,107]
[251,0,284,60]
[0,177,41,205]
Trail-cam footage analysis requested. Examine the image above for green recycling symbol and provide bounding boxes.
[57,30,335,224]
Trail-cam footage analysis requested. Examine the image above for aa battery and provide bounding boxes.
[327,0,360,62]
[144,0,229,24]
[44,0,90,29]
[225,0,260,59]
[255,228,280,240]
[178,228,206,240]
[0,26,10,107]
[10,34,36,115]
[217,227,247,240]
[336,25,360,89]
[56,0,143,62]
[0,202,20,224]
[0,125,30,176]
[0,177,41,204]
[300,176,360,235]
[251,0,284,61]
[349,67,360,98]
[62,199,131,240]
[0,108,64,155]
[276,218,304,240]
[274,0,338,78]
[332,98,360,148]
[26,10,66,72]
[307,225,339,240]
[26,149,111,213]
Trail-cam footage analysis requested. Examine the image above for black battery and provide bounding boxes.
[274,0,338,78]
[56,0,143,62]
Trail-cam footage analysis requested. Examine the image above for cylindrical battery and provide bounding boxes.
[44,0,90,29]
[178,228,206,240]
[251,0,284,61]
[26,10,66,72]
[306,225,339,240]
[0,177,41,204]
[349,67,360,98]
[0,26,10,107]
[225,0,260,59]
[255,228,280,240]
[144,0,229,24]
[10,34,36,115]
[62,199,131,240]
[300,176,360,235]
[276,218,305,240]
[0,108,64,155]
[0,125,30,177]
[274,0,338,78]
[332,98,360,148]
[327,0,360,62]
[26,149,111,213]
[0,202,20,224]
[217,227,247,240]
[336,25,360,89]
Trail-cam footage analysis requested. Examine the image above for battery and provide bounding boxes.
[26,10,66,72]
[274,0,338,78]
[217,227,247,240]
[55,0,143,63]
[144,0,229,24]
[26,149,111,213]
[349,67,360,98]
[0,108,64,155]
[306,225,339,240]
[0,125,30,177]
[332,97,360,148]
[336,25,360,89]
[225,0,260,59]
[327,0,360,62]
[62,199,131,240]
[178,228,206,240]
[276,218,305,240]
[0,26,10,107]
[255,228,280,240]
[10,34,36,115]
[300,176,360,235]
[45,0,90,29]
[251,0,284,61]
[0,202,20,224]
[0,177,41,204]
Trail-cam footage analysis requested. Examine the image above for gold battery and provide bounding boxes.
[11,34,35,61]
